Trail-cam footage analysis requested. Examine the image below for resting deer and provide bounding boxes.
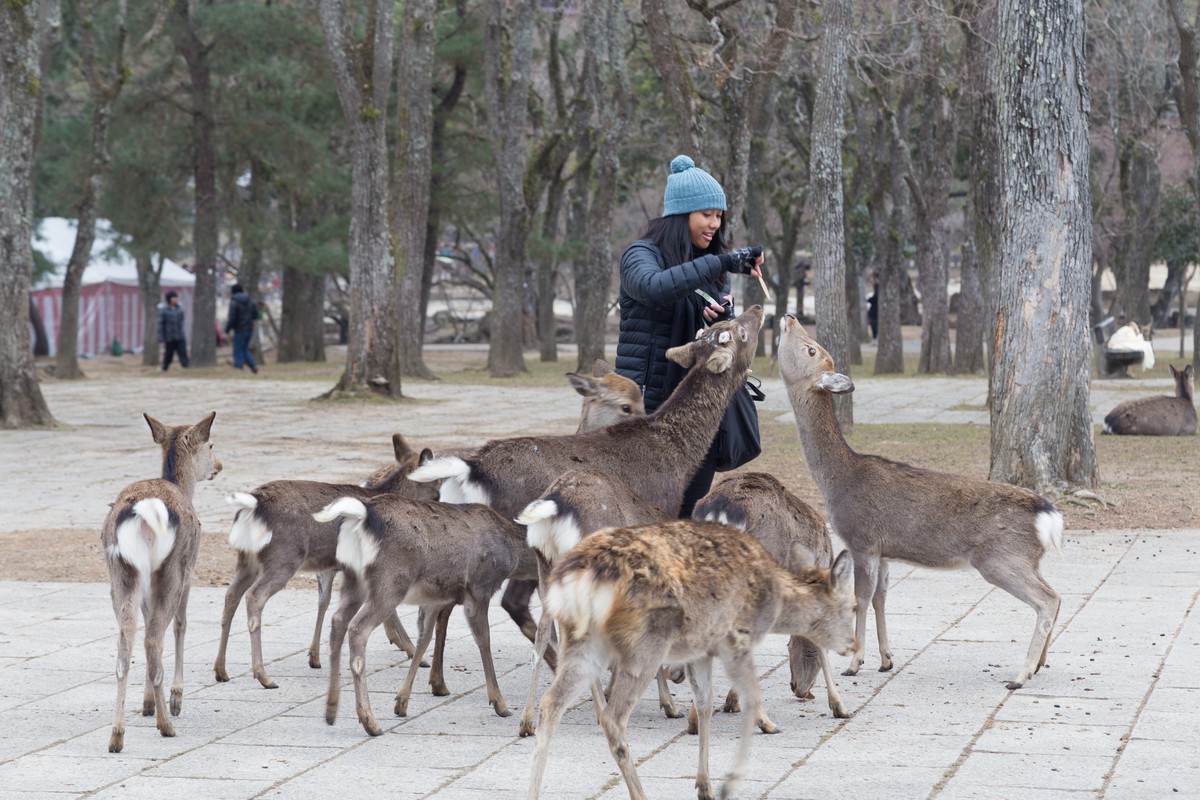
[777,315,1065,689]
[526,520,856,800]
[313,495,539,736]
[693,471,850,723]
[102,412,220,753]
[409,306,766,642]
[1103,364,1196,435]
[214,434,437,689]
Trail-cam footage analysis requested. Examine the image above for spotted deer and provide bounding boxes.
[777,314,1064,689]
[102,412,220,753]
[526,520,856,800]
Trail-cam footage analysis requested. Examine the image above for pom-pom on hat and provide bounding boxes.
[662,154,727,217]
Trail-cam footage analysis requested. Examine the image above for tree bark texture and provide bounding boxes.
[395,0,437,379]
[277,266,325,362]
[988,0,1096,490]
[1111,140,1159,324]
[809,0,852,428]
[483,0,535,377]
[135,252,161,367]
[0,0,56,427]
[640,0,707,161]
[1167,0,1200,371]
[318,0,400,397]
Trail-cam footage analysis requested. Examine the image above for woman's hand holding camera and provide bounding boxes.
[722,246,764,276]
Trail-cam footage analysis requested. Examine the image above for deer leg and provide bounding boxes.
[817,646,849,718]
[975,558,1061,690]
[308,569,335,669]
[519,598,556,737]
[214,554,257,682]
[788,635,818,699]
[657,666,684,719]
[722,686,740,714]
[720,647,771,799]
[108,586,138,753]
[169,581,190,717]
[142,591,174,738]
[394,599,437,718]
[502,578,539,642]
[244,568,294,689]
[686,659,715,800]
[462,595,511,718]
[346,597,398,737]
[325,573,364,725]
[596,645,663,800]
[844,551,880,676]
[873,559,894,671]
[526,640,596,800]
[382,608,423,663]
[428,603,453,696]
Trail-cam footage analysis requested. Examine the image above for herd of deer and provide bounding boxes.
[101,305,1191,799]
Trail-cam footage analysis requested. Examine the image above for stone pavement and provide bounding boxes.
[1,527,1197,799]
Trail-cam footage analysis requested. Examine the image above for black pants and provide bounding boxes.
[679,446,718,519]
[162,339,189,370]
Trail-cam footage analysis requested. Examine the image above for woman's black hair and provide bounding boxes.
[641,212,728,268]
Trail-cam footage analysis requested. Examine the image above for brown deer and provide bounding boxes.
[1103,364,1197,435]
[313,495,539,737]
[102,412,220,753]
[777,315,1064,689]
[568,357,645,433]
[526,520,856,800]
[409,306,766,640]
[213,434,437,690]
[692,471,850,722]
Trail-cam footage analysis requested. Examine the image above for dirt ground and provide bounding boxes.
[1,341,1196,587]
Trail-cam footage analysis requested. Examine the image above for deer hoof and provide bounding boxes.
[493,700,512,718]
[661,703,685,720]
[363,720,383,737]
[756,717,781,735]
[158,720,175,738]
[696,779,714,800]
[141,699,155,717]
[214,666,230,682]
[518,719,536,738]
[832,702,850,719]
[108,728,124,753]
[394,697,410,717]
[722,697,741,714]
[430,680,450,697]
[1005,680,1025,690]
[254,673,278,690]
[169,689,182,716]
[308,654,321,669]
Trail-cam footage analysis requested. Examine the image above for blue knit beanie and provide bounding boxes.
[662,154,727,217]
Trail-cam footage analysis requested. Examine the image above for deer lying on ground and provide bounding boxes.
[214,434,437,689]
[777,315,1064,689]
[526,520,856,800]
[1103,364,1197,435]
[102,413,220,753]
[409,306,766,643]
[313,495,539,736]
[692,471,850,724]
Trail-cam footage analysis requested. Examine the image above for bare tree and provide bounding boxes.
[1,0,56,427]
[318,0,401,397]
[1166,0,1200,371]
[810,0,853,429]
[988,0,1096,490]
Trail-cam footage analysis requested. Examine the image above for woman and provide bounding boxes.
[615,154,764,517]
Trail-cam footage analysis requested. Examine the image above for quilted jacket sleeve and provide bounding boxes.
[619,241,726,309]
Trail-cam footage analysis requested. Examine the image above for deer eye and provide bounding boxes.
[808,347,816,357]
[621,405,631,413]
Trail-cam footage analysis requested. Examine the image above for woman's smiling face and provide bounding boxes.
[688,209,723,250]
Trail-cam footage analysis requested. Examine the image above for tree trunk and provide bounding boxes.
[318,0,400,398]
[954,192,987,374]
[810,0,852,429]
[1167,0,1200,372]
[278,266,325,362]
[0,0,55,427]
[1111,140,1160,325]
[988,0,1096,490]
[875,163,908,375]
[536,170,566,363]
[640,0,707,161]
[395,0,437,379]
[136,252,163,367]
[29,297,49,357]
[483,0,534,377]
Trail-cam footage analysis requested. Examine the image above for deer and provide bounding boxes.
[692,471,850,724]
[214,433,437,690]
[1103,364,1197,435]
[409,306,766,645]
[525,519,856,800]
[312,495,540,737]
[568,357,645,432]
[776,314,1065,690]
[102,412,220,753]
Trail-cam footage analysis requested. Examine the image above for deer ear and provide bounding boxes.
[565,372,595,397]
[590,357,614,377]
[189,411,217,444]
[830,550,853,591]
[144,413,169,444]
[392,433,414,461]
[817,372,854,394]
[704,348,734,374]
[666,342,697,368]
[418,448,435,465]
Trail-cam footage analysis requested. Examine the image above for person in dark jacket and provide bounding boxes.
[224,283,259,373]
[157,290,189,371]
[615,154,764,517]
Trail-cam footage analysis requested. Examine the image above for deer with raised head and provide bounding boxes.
[1103,364,1196,435]
[102,412,220,753]
[526,520,856,800]
[313,495,539,737]
[409,307,766,641]
[214,433,437,690]
[777,315,1064,689]
[692,471,850,723]
[567,357,645,433]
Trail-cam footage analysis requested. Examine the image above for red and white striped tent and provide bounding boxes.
[30,218,195,357]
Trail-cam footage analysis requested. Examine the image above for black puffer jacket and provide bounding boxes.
[225,291,258,336]
[615,240,730,411]
[157,304,186,344]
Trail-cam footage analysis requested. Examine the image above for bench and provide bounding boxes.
[1093,316,1146,378]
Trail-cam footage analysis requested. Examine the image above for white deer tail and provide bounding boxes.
[314,498,378,575]
[226,492,272,553]
[544,570,617,643]
[517,499,583,563]
[1035,509,1065,554]
[113,498,175,597]
[407,456,487,505]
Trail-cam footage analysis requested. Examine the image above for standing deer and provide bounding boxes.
[777,315,1065,689]
[409,307,766,640]
[525,520,856,800]
[1103,364,1196,435]
[214,434,437,689]
[102,412,220,753]
[313,495,539,736]
[693,471,850,722]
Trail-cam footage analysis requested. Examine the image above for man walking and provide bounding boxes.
[157,290,189,371]
[225,283,259,374]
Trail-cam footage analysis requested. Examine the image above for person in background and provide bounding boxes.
[225,283,259,374]
[157,290,189,371]
[615,154,764,517]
